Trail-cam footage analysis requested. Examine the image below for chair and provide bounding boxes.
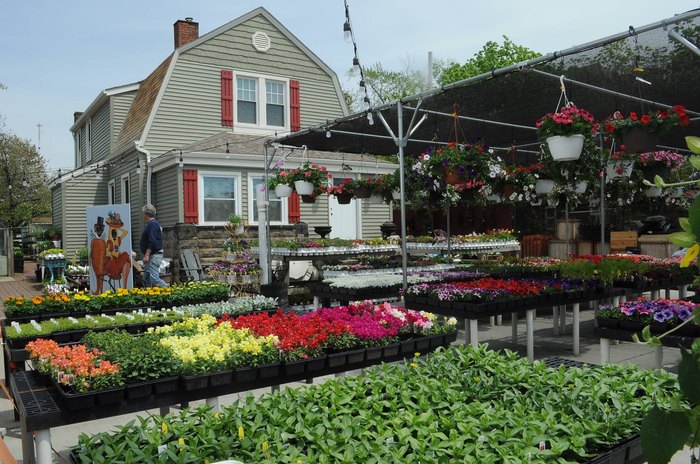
[179,249,212,283]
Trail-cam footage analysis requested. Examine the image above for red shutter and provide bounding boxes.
[221,70,233,127]
[183,169,199,224]
[290,79,301,132]
[288,190,301,223]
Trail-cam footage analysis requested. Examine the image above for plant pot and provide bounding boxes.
[294,180,315,195]
[13,257,24,273]
[391,190,401,200]
[502,184,514,200]
[257,363,280,379]
[370,194,383,204]
[443,166,461,185]
[153,376,179,394]
[354,185,372,199]
[301,194,316,204]
[334,193,353,204]
[382,343,400,358]
[346,348,366,365]
[304,356,327,373]
[234,367,257,383]
[181,373,210,391]
[622,126,660,154]
[645,187,662,197]
[535,179,555,194]
[571,181,588,194]
[95,386,125,405]
[327,352,347,368]
[365,346,383,361]
[415,337,431,351]
[605,161,634,180]
[274,184,293,198]
[641,164,671,183]
[400,338,416,354]
[429,334,446,348]
[596,318,619,329]
[444,331,458,344]
[546,134,585,161]
[57,387,96,410]
[209,369,233,387]
[283,360,306,376]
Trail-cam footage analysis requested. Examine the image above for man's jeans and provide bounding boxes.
[144,253,167,287]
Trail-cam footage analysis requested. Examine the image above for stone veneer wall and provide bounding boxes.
[163,222,308,283]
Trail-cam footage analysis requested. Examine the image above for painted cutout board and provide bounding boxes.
[87,204,134,294]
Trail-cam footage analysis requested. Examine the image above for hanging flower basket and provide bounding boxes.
[641,164,671,183]
[370,194,383,204]
[622,126,660,154]
[391,190,401,200]
[334,193,353,204]
[353,185,372,199]
[546,135,585,161]
[301,194,316,203]
[572,181,588,194]
[274,184,293,198]
[294,180,315,195]
[535,179,555,194]
[443,166,461,185]
[605,161,634,180]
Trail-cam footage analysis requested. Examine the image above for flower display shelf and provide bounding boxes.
[594,326,694,371]
[404,240,520,254]
[307,282,403,304]
[612,275,694,291]
[253,245,400,259]
[322,263,455,278]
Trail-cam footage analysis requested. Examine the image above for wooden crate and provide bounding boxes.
[610,231,637,252]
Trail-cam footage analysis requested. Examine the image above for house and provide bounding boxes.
[51,7,395,260]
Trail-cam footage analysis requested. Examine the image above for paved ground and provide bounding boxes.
[0,273,695,462]
[0,261,43,320]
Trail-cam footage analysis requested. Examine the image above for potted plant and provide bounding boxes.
[289,162,331,195]
[499,164,539,203]
[45,226,62,247]
[536,105,596,161]
[266,170,294,198]
[429,141,498,187]
[13,246,24,273]
[603,105,690,153]
[637,149,686,183]
[327,179,354,204]
[226,214,246,234]
[349,177,374,199]
[604,147,635,180]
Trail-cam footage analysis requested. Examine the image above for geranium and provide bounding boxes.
[429,141,502,186]
[288,162,332,189]
[637,150,686,170]
[604,105,690,136]
[266,169,294,189]
[536,105,596,138]
[327,178,355,197]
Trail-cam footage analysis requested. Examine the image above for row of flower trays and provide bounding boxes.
[22,302,457,411]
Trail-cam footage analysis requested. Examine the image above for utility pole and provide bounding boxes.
[36,123,42,153]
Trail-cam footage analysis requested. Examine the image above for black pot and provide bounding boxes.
[327,352,347,368]
[365,346,383,361]
[126,381,153,400]
[382,343,400,358]
[95,386,125,406]
[304,356,327,373]
[301,194,316,204]
[622,126,660,154]
[283,360,306,376]
[415,336,431,352]
[257,363,281,379]
[153,376,179,394]
[596,318,619,330]
[180,373,210,391]
[429,334,446,348]
[444,331,458,344]
[13,257,24,273]
[354,186,372,199]
[346,348,366,365]
[400,338,416,354]
[234,367,257,383]
[209,369,233,387]
[335,193,353,204]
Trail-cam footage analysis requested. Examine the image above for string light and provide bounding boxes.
[57,169,63,184]
[343,0,371,112]
[179,150,184,168]
[326,130,332,138]
[352,57,361,76]
[359,79,365,90]
[363,96,371,110]
[95,168,102,180]
[343,21,352,42]
[367,112,374,125]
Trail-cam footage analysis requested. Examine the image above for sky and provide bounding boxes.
[1,0,699,172]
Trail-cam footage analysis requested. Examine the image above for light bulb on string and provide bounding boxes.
[57,169,63,184]
[352,57,361,76]
[367,112,374,125]
[363,95,371,110]
[359,79,365,90]
[95,168,102,180]
[326,130,332,138]
[343,21,352,42]
[179,150,184,168]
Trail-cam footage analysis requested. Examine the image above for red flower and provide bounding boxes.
[304,171,311,177]
[629,112,638,121]
[605,123,615,134]
[641,115,651,125]
[680,114,691,126]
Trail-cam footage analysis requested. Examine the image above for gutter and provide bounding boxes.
[135,142,152,204]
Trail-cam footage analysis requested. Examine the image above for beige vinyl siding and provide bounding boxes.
[361,201,392,239]
[61,176,107,256]
[79,126,87,167]
[153,165,180,227]
[110,91,137,150]
[90,103,111,162]
[51,186,63,230]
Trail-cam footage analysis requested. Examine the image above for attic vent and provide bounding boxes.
[252,31,271,52]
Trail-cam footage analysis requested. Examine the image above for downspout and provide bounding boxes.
[135,141,152,204]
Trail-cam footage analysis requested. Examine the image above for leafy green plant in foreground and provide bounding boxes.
[72,345,679,463]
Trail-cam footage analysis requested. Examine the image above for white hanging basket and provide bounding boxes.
[645,187,662,197]
[546,134,585,161]
[535,179,555,194]
[485,194,501,202]
[370,194,384,204]
[605,161,634,180]
[391,190,401,200]
[530,198,543,206]
[570,181,588,194]
[670,187,684,198]
[294,180,315,195]
[274,184,293,198]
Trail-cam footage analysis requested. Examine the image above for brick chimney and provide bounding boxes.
[174,17,199,49]
[73,112,83,122]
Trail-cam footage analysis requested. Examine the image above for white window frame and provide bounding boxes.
[74,131,82,168]
[247,174,287,225]
[107,179,116,205]
[233,72,290,134]
[120,173,130,204]
[198,170,242,225]
[86,118,92,161]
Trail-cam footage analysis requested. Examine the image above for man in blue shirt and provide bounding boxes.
[140,204,167,287]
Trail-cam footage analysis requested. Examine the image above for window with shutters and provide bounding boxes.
[198,171,241,225]
[232,73,289,132]
[247,175,286,225]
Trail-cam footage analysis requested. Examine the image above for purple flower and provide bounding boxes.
[677,307,692,322]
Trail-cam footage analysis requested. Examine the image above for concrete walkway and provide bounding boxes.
[0,261,43,320]
[0,283,695,462]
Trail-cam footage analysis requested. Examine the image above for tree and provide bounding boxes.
[345,60,431,112]
[0,128,51,227]
[439,36,541,85]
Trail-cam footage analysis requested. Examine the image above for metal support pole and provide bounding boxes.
[526,309,534,362]
[489,316,495,327]
[680,285,688,299]
[206,397,220,412]
[654,346,664,369]
[559,305,567,334]
[511,313,518,343]
[552,306,559,335]
[464,319,470,345]
[446,204,451,256]
[565,200,571,256]
[601,338,610,363]
[397,102,409,294]
[469,319,478,348]
[669,29,700,58]
[257,187,270,285]
[35,429,52,464]
[599,133,606,254]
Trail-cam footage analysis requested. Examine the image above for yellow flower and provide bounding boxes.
[161,422,168,434]
[410,363,418,368]
[238,426,245,440]
[414,352,420,358]
[178,437,185,446]
[680,244,700,268]
[262,440,269,452]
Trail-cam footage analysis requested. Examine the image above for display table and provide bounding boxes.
[41,258,66,284]
[594,326,694,369]
[404,240,520,255]
[253,244,400,261]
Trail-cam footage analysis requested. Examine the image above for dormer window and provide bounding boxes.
[232,73,288,132]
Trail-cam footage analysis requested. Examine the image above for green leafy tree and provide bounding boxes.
[439,36,541,85]
[0,128,51,227]
[345,60,430,112]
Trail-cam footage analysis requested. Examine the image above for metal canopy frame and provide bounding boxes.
[262,9,700,293]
